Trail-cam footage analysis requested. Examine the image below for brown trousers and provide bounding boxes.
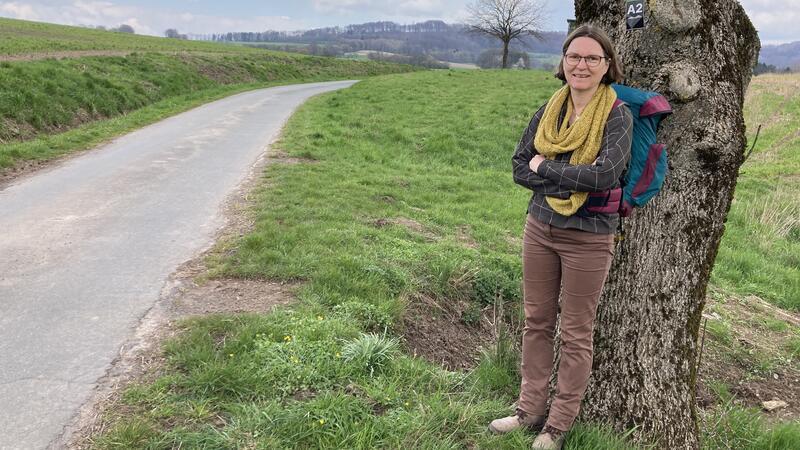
[518,215,614,432]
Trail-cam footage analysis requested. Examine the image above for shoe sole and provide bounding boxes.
[487,423,544,434]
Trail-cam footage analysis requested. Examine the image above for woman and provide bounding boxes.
[488,25,632,450]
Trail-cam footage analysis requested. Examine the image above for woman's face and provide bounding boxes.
[562,37,610,93]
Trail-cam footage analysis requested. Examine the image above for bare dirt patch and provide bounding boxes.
[401,294,497,371]
[1,158,51,189]
[696,343,800,423]
[696,291,800,423]
[456,225,479,249]
[372,216,439,241]
[0,117,37,142]
[267,150,318,166]
[172,276,297,316]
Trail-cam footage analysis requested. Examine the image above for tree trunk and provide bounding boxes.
[502,39,510,69]
[571,1,759,448]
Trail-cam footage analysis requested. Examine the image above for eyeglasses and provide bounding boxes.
[563,53,609,68]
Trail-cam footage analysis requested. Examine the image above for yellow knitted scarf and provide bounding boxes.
[533,84,617,216]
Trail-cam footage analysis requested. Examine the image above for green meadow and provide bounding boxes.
[87,70,800,449]
[713,73,800,310]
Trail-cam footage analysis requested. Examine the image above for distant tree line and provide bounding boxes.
[92,24,135,33]
[753,61,793,75]
[188,20,565,65]
[164,29,188,40]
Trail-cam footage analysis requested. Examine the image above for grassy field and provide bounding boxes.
[86,70,800,449]
[712,73,800,310]
[0,17,262,55]
[0,19,416,173]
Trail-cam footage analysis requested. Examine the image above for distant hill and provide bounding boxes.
[759,41,800,70]
[194,20,567,66]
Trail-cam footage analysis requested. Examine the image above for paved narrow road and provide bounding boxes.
[0,80,357,449]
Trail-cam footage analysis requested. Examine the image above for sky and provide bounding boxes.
[0,1,796,45]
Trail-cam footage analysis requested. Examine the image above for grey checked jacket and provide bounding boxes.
[512,100,634,234]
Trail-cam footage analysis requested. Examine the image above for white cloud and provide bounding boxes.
[739,0,800,43]
[0,2,39,20]
[311,0,447,19]
[0,1,308,36]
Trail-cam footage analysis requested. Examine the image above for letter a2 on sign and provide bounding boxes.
[626,0,645,29]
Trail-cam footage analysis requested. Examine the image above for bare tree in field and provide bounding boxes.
[466,0,546,69]
[551,1,758,448]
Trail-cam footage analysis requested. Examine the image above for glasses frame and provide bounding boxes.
[563,53,610,68]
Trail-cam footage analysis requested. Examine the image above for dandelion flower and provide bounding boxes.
[319,419,325,425]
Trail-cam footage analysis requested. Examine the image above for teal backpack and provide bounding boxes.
[586,84,672,217]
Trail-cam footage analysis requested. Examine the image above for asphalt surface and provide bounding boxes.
[0,80,357,449]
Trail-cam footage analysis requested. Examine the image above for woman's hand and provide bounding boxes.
[529,154,546,173]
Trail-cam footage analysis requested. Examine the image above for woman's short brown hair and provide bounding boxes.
[555,24,624,85]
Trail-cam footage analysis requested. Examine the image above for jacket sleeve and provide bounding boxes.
[535,105,633,192]
[511,105,571,198]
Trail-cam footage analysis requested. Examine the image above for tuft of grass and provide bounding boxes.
[786,336,800,359]
[701,400,800,450]
[745,193,800,239]
[563,423,644,449]
[341,333,401,377]
[91,419,160,449]
[706,318,734,346]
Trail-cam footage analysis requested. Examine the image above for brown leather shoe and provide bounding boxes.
[488,409,545,434]
[531,425,566,449]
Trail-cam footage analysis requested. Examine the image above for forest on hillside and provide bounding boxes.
[190,20,567,66]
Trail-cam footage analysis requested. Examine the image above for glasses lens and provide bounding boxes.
[586,56,602,67]
[565,54,581,66]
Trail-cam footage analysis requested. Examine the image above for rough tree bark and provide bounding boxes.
[571,1,759,448]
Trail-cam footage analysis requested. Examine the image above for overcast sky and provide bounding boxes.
[0,1,795,45]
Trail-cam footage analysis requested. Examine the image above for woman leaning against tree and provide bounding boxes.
[488,24,633,450]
